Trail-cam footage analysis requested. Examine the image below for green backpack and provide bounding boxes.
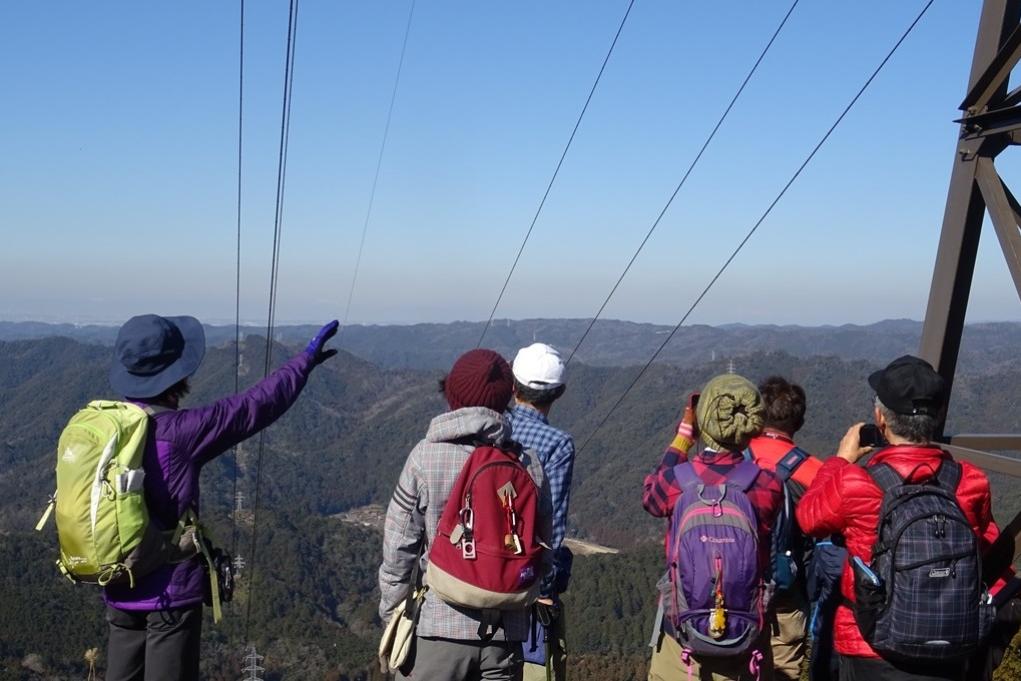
[37,401,189,587]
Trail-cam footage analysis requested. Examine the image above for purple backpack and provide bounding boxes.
[667,460,766,658]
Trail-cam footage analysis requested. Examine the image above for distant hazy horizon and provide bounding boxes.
[3,315,1021,330]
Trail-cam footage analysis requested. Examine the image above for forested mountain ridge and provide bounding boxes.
[4,318,1021,374]
[3,334,1021,679]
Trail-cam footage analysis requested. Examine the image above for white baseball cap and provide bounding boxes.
[512,343,566,389]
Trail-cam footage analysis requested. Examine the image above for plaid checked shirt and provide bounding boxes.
[378,407,553,641]
[642,427,783,567]
[506,402,575,597]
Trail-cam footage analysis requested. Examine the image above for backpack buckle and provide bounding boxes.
[696,484,728,510]
[56,559,77,584]
[457,507,477,559]
[459,507,474,532]
[462,539,477,560]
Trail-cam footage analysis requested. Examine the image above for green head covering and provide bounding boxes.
[696,373,764,452]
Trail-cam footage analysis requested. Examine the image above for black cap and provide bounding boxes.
[868,355,945,416]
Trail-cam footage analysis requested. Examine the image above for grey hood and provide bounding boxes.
[425,406,510,446]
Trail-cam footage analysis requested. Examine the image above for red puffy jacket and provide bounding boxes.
[796,445,1000,659]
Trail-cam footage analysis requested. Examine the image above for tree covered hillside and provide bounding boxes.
[2,336,1021,679]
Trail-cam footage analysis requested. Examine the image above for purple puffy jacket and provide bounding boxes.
[105,352,314,611]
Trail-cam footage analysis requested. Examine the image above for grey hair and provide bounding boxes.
[874,396,938,444]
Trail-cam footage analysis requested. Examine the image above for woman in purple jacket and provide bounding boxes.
[103,314,338,681]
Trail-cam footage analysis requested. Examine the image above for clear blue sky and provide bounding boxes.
[2,1,1016,327]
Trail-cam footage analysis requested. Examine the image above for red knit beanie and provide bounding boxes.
[444,349,513,412]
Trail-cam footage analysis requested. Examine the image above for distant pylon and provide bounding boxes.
[241,645,264,681]
[233,554,246,572]
[727,359,736,374]
[234,491,245,514]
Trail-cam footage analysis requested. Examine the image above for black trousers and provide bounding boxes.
[839,655,964,681]
[809,618,839,681]
[106,605,203,681]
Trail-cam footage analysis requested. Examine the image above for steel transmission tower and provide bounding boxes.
[241,645,264,681]
[920,0,1021,575]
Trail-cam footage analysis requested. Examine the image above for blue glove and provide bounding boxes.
[306,320,339,366]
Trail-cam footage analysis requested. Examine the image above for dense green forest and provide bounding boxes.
[3,333,1021,679]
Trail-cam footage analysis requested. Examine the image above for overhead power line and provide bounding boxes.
[566,0,800,364]
[477,0,637,347]
[230,0,246,565]
[233,0,246,397]
[342,0,418,327]
[575,0,935,456]
[265,8,301,367]
[245,0,300,646]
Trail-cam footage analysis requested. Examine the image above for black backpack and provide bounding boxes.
[747,444,808,592]
[851,460,995,662]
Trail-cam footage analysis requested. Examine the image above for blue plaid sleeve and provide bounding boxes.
[506,405,577,598]
[541,434,575,597]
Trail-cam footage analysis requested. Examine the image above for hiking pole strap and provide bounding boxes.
[535,601,556,681]
[546,634,553,681]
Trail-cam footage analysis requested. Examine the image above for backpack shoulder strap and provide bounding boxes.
[725,460,761,492]
[935,459,962,492]
[673,462,701,490]
[452,436,487,449]
[775,446,809,483]
[866,462,903,492]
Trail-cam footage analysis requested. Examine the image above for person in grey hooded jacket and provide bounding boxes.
[379,349,552,681]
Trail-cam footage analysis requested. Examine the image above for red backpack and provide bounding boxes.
[426,445,545,610]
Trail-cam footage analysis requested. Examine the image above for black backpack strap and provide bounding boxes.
[775,446,809,483]
[934,459,962,492]
[772,450,807,580]
[477,609,501,641]
[866,462,903,492]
